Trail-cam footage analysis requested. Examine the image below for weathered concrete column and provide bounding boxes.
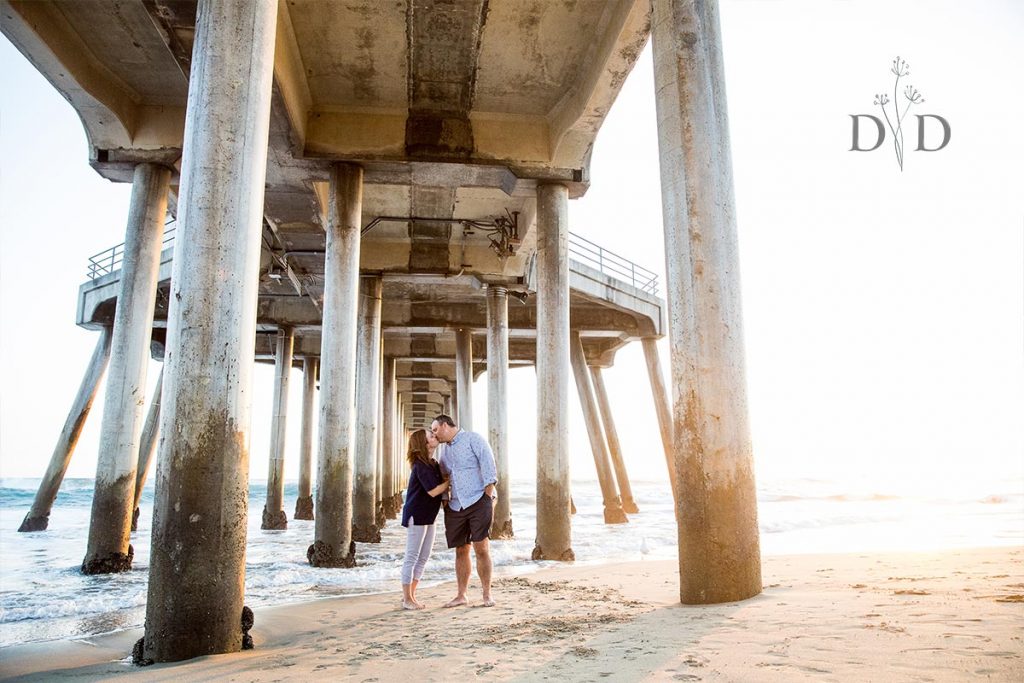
[83,163,170,575]
[310,163,363,568]
[590,366,639,513]
[487,285,513,539]
[569,332,628,524]
[641,338,677,497]
[352,275,382,543]
[294,357,317,520]
[375,343,385,525]
[443,394,453,417]
[532,183,574,561]
[262,327,294,530]
[19,328,112,532]
[381,356,397,518]
[131,367,164,531]
[455,328,473,429]
[144,0,278,662]
[652,0,762,604]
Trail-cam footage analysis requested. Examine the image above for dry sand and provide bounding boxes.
[2,546,1022,681]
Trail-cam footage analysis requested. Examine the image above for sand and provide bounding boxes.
[2,545,1022,681]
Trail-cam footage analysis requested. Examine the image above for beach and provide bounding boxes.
[2,545,1021,681]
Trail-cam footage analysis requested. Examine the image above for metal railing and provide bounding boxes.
[87,219,177,280]
[86,222,659,296]
[568,232,659,295]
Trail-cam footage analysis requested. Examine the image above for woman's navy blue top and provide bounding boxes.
[401,460,444,527]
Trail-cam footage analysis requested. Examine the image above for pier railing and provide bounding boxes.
[86,222,659,296]
[568,232,659,295]
[86,220,177,280]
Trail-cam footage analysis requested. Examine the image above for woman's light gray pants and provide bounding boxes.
[401,517,436,585]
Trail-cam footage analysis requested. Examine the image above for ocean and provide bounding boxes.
[1,475,1021,650]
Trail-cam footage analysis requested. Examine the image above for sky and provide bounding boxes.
[1,1,1022,500]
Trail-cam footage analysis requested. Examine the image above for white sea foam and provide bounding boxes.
[1,475,1021,648]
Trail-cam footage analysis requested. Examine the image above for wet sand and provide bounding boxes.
[2,546,1022,681]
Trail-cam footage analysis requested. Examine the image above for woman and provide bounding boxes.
[400,428,448,610]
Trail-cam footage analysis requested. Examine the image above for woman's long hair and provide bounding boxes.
[406,429,434,468]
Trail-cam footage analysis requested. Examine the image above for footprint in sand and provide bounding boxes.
[995,594,1024,603]
[894,589,929,595]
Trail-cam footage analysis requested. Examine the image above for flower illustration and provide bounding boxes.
[873,56,923,170]
[904,86,924,104]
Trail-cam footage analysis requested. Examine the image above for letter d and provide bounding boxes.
[849,115,885,151]
[916,115,951,151]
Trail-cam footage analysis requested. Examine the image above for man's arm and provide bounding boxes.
[474,433,498,498]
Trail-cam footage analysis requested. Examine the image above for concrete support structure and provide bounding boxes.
[310,163,363,568]
[262,327,294,530]
[83,162,170,575]
[454,328,473,429]
[131,367,164,531]
[375,344,385,524]
[487,286,513,539]
[443,395,453,417]
[652,0,761,604]
[590,366,638,513]
[19,328,112,532]
[144,0,278,662]
[294,357,317,520]
[352,275,383,543]
[569,332,628,524]
[532,183,574,561]
[381,357,399,518]
[641,338,677,497]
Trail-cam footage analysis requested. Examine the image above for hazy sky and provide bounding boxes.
[1,1,1021,498]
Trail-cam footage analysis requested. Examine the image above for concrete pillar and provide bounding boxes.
[487,285,513,539]
[641,338,677,497]
[131,367,164,531]
[294,357,317,520]
[375,342,385,525]
[262,327,294,530]
[83,163,170,575]
[652,0,761,604]
[532,183,574,561]
[144,0,277,662]
[455,328,473,429]
[590,366,639,513]
[309,163,363,568]
[352,275,382,543]
[19,328,112,532]
[569,332,628,524]
[382,356,397,518]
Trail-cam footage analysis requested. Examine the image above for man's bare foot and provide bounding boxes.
[443,596,468,608]
[478,597,496,607]
[401,600,419,611]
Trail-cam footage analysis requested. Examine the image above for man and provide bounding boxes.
[430,414,498,607]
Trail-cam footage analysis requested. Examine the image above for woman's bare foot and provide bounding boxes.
[401,600,419,611]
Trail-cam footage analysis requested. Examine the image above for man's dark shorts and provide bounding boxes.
[443,495,493,548]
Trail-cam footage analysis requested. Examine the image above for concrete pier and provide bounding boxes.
[652,0,762,604]
[532,183,574,561]
[131,367,164,531]
[569,332,628,524]
[455,328,474,430]
[144,0,278,661]
[487,285,513,539]
[19,328,112,532]
[375,344,385,525]
[641,338,677,497]
[310,163,363,568]
[590,366,638,513]
[294,357,317,520]
[262,327,294,530]
[83,162,170,575]
[352,275,383,543]
[381,357,398,518]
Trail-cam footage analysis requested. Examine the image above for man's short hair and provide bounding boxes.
[433,414,456,428]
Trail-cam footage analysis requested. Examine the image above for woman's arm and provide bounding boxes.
[426,478,449,498]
